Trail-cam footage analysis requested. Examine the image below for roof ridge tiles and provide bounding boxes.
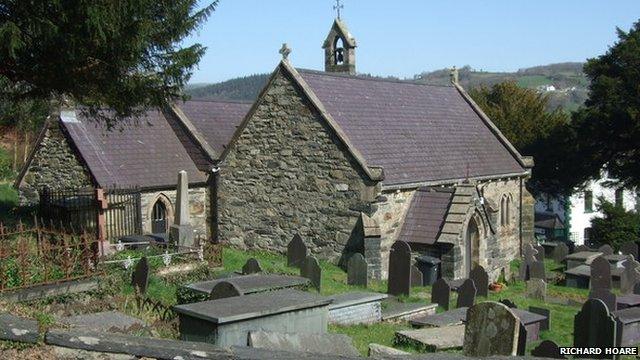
[295,68,454,88]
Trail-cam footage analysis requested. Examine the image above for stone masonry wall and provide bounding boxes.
[219,69,377,261]
[19,121,92,204]
[140,187,208,238]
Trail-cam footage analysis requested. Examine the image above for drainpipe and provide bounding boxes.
[210,166,220,244]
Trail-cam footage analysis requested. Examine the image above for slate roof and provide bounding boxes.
[297,69,526,186]
[177,100,252,156]
[398,188,455,245]
[534,213,565,230]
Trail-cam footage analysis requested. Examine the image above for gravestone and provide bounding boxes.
[131,257,150,295]
[301,256,321,291]
[530,260,546,280]
[499,299,518,309]
[463,302,520,356]
[519,244,539,281]
[529,306,550,331]
[590,256,612,290]
[347,253,368,287]
[526,279,547,302]
[517,322,527,356]
[242,258,263,275]
[620,242,639,260]
[387,241,411,296]
[410,265,423,287]
[518,261,530,282]
[531,340,565,359]
[620,256,640,294]
[287,234,307,268]
[573,299,617,357]
[534,244,545,262]
[431,278,450,310]
[634,282,640,295]
[456,279,476,308]
[588,288,617,312]
[598,244,614,256]
[209,281,243,300]
[553,243,569,263]
[574,245,589,253]
[470,265,489,297]
[169,170,194,247]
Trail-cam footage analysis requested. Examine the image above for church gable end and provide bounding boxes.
[219,67,378,259]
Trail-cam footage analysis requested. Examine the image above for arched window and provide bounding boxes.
[151,199,168,234]
[500,195,511,227]
[334,36,345,65]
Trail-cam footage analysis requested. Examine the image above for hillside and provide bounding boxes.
[186,62,589,111]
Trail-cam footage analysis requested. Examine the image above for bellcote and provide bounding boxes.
[322,19,357,75]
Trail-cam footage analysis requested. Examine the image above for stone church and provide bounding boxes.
[217,19,535,280]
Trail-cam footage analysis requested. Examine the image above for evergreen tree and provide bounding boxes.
[590,198,640,250]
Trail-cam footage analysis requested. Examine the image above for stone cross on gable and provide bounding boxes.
[334,0,344,19]
[279,43,291,60]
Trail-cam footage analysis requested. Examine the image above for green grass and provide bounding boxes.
[0,183,19,224]
[330,322,414,355]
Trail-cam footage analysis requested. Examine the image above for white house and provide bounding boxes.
[535,172,639,246]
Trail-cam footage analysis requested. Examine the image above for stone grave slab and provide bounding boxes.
[381,298,437,321]
[470,265,489,297]
[612,306,640,346]
[574,245,590,253]
[500,299,518,308]
[620,257,640,294]
[540,242,558,256]
[523,243,538,263]
[431,278,450,310]
[598,244,614,256]
[565,251,602,269]
[242,258,263,275]
[287,234,307,268]
[346,253,367,287]
[526,279,547,301]
[616,294,640,310]
[589,289,617,312]
[590,256,612,290]
[601,254,628,265]
[173,289,332,347]
[0,313,39,343]
[534,244,545,262]
[529,306,550,331]
[368,343,409,358]
[531,340,565,359]
[131,257,150,295]
[448,278,465,292]
[387,241,411,296]
[456,278,476,308]
[463,302,520,356]
[574,299,617,357]
[328,292,387,325]
[410,265,423,287]
[60,311,146,334]
[564,264,623,289]
[185,274,309,296]
[529,260,546,280]
[512,308,547,342]
[210,281,243,300]
[621,242,639,260]
[553,243,569,264]
[301,256,321,291]
[410,307,468,328]
[395,324,465,351]
[248,331,359,357]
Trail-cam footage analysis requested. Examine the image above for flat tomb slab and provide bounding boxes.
[613,307,640,346]
[564,264,622,288]
[60,311,145,333]
[617,294,640,310]
[381,298,437,321]
[0,313,39,343]
[328,292,388,325]
[173,289,332,347]
[248,331,360,357]
[395,324,465,351]
[185,274,310,295]
[565,251,602,269]
[410,307,468,328]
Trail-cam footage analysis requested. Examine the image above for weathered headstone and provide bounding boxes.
[598,244,614,256]
[588,288,617,312]
[463,302,520,356]
[573,299,617,357]
[523,243,538,263]
[531,340,565,359]
[529,306,551,331]
[209,281,243,300]
[499,299,518,309]
[169,170,194,247]
[517,322,527,356]
[287,234,307,268]
[410,265,423,287]
[387,241,411,296]
[518,261,530,282]
[634,282,640,295]
[553,243,569,263]
[301,255,321,291]
[347,253,368,287]
[456,278,476,308]
[620,242,639,260]
[431,278,450,310]
[470,265,489,297]
[534,244,545,262]
[530,260,546,280]
[242,258,263,275]
[590,256,612,290]
[574,245,589,253]
[620,256,640,294]
[131,257,150,295]
[526,278,547,302]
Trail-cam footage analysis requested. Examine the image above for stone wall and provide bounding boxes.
[219,69,377,261]
[19,122,92,204]
[140,187,208,238]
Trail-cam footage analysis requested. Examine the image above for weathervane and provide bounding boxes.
[333,0,344,19]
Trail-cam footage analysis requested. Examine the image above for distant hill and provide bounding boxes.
[186,62,589,111]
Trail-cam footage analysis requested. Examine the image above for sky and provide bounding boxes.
[184,0,640,84]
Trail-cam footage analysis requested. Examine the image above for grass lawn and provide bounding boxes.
[0,183,19,224]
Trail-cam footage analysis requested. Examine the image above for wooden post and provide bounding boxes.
[95,188,108,257]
